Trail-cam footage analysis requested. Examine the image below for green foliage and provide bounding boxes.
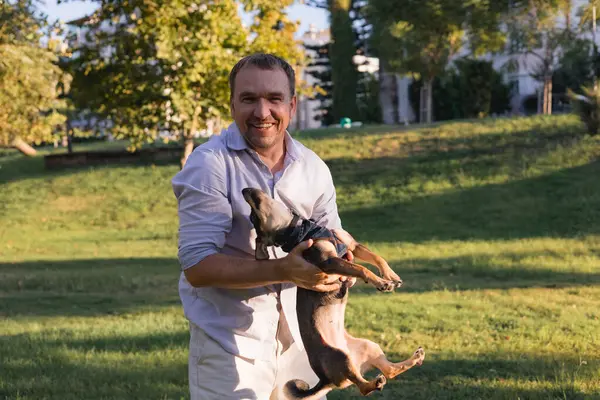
[569,86,600,136]
[368,0,511,80]
[356,72,382,123]
[0,0,44,44]
[553,38,598,96]
[65,0,246,149]
[408,59,511,122]
[1,115,600,398]
[244,0,305,67]
[368,0,512,123]
[0,0,67,148]
[505,0,574,114]
[65,0,303,152]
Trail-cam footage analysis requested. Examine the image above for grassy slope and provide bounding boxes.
[1,115,599,399]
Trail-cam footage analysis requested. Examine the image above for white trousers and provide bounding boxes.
[188,323,325,400]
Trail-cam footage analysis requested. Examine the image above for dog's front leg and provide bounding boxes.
[332,229,402,288]
[351,244,403,288]
[319,257,396,292]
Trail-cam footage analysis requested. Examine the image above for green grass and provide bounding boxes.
[1,114,600,399]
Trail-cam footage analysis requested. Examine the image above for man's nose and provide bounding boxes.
[253,98,271,119]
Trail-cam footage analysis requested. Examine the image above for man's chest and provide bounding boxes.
[226,154,320,223]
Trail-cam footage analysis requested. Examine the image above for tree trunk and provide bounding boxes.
[543,75,552,115]
[66,119,73,154]
[11,137,37,156]
[420,78,433,124]
[180,109,200,168]
[181,135,194,168]
[378,62,398,124]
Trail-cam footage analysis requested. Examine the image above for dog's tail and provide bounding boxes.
[283,379,333,400]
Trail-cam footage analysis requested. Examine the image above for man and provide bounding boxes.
[172,53,352,399]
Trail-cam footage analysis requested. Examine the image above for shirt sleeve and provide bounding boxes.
[171,149,232,270]
[310,161,343,231]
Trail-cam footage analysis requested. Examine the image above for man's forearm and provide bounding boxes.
[183,253,288,289]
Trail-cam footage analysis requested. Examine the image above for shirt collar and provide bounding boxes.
[225,122,303,161]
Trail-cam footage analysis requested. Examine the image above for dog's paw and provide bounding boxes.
[374,374,386,391]
[412,347,425,366]
[383,270,403,286]
[375,280,396,292]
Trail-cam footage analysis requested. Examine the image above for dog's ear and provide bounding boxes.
[255,238,270,260]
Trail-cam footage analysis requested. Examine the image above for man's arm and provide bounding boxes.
[183,239,342,292]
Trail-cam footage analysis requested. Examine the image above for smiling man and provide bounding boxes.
[171,53,352,399]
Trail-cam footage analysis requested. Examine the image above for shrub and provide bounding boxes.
[569,86,600,136]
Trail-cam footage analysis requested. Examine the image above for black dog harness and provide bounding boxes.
[275,212,348,258]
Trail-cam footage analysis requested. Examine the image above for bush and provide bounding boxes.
[569,86,600,136]
[408,58,511,122]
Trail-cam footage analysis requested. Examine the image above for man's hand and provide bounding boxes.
[280,239,342,292]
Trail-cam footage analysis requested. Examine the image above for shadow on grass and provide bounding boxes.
[3,254,599,319]
[0,258,181,317]
[348,251,600,295]
[339,161,600,243]
[0,331,189,400]
[0,151,181,185]
[326,130,584,187]
[3,327,594,400]
[329,352,595,400]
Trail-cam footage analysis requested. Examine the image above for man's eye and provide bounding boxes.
[242,97,255,103]
[270,97,283,102]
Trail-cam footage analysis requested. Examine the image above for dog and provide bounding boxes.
[242,187,425,399]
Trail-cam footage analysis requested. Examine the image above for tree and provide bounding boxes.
[305,0,359,122]
[66,0,304,166]
[368,0,511,124]
[0,0,67,156]
[65,0,247,166]
[304,42,335,126]
[305,40,380,126]
[505,0,574,115]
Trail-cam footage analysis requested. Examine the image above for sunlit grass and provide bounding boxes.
[1,114,599,399]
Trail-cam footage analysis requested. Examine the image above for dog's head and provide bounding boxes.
[242,187,295,260]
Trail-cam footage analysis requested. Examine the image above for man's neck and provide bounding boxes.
[255,139,286,174]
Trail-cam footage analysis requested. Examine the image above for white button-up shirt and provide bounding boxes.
[171,122,342,361]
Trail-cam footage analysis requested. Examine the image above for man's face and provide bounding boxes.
[231,66,297,149]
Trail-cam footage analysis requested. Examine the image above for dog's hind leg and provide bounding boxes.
[346,334,425,379]
[325,347,387,396]
[318,257,396,292]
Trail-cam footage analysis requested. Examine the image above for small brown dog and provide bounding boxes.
[242,188,425,399]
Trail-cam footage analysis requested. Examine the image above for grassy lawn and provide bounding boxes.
[1,114,599,399]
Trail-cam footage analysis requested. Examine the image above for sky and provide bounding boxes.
[40,0,330,37]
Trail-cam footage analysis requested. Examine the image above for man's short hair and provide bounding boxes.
[229,53,296,100]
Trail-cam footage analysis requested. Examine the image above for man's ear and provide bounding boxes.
[289,94,297,120]
[255,237,269,260]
